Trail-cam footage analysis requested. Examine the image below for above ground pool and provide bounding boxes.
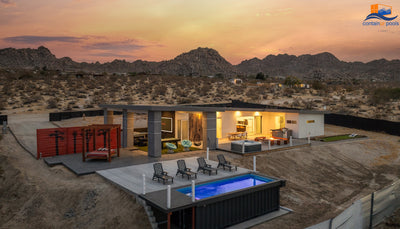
[177,174,274,200]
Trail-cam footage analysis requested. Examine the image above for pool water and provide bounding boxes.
[177,174,274,200]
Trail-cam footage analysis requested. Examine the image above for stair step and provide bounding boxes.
[151,222,158,229]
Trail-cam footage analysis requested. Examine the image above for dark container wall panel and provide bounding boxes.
[0,115,8,123]
[49,113,61,121]
[49,110,105,122]
[196,187,280,229]
[325,113,400,136]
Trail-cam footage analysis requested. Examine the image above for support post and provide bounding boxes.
[167,212,172,229]
[103,109,108,124]
[167,185,171,209]
[192,207,195,229]
[369,192,374,229]
[268,140,271,150]
[148,111,162,157]
[122,109,128,148]
[253,156,256,171]
[2,121,7,134]
[104,109,114,124]
[127,112,134,147]
[203,112,217,150]
[242,142,245,154]
[290,136,293,146]
[206,147,209,160]
[192,180,195,202]
[142,174,146,195]
[307,135,310,144]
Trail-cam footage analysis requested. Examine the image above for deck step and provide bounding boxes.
[136,196,158,229]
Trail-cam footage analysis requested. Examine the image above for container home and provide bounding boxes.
[100,100,326,157]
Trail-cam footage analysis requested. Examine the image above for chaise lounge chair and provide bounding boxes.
[152,163,174,184]
[176,159,197,180]
[197,157,218,175]
[217,154,237,171]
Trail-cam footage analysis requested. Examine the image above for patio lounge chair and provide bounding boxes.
[217,154,237,171]
[176,159,197,180]
[197,157,218,175]
[152,163,174,184]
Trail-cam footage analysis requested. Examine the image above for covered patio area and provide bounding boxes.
[101,104,221,158]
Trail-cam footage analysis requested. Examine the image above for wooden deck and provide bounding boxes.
[97,157,250,195]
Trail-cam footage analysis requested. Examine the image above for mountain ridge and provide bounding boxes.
[0,46,399,80]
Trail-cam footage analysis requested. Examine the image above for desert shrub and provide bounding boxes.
[370,88,400,105]
[177,96,196,104]
[152,85,168,98]
[311,80,325,90]
[255,72,265,80]
[291,98,302,107]
[245,88,261,101]
[284,76,301,87]
[47,98,58,109]
[283,88,295,97]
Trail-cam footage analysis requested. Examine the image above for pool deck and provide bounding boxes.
[140,171,285,212]
[97,156,251,196]
[217,138,311,155]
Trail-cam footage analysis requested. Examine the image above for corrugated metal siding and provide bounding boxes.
[196,187,280,229]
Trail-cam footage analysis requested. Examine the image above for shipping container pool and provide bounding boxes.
[177,174,274,200]
[140,172,286,229]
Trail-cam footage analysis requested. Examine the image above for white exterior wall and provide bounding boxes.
[285,113,300,138]
[220,111,236,138]
[298,113,324,138]
[219,110,324,139]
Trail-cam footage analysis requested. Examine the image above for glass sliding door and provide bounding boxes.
[180,120,189,140]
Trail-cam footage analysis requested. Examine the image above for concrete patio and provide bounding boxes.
[217,138,310,153]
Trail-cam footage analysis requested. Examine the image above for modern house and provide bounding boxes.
[100,101,325,157]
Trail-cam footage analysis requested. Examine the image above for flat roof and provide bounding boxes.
[99,100,328,114]
[99,104,225,112]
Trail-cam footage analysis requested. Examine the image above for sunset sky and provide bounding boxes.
[0,0,399,64]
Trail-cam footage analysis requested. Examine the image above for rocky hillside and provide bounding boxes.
[0,46,237,76]
[0,46,399,80]
[237,52,400,81]
[154,48,237,76]
[0,46,65,70]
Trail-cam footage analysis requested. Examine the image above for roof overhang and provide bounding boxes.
[99,104,327,114]
[99,104,226,112]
